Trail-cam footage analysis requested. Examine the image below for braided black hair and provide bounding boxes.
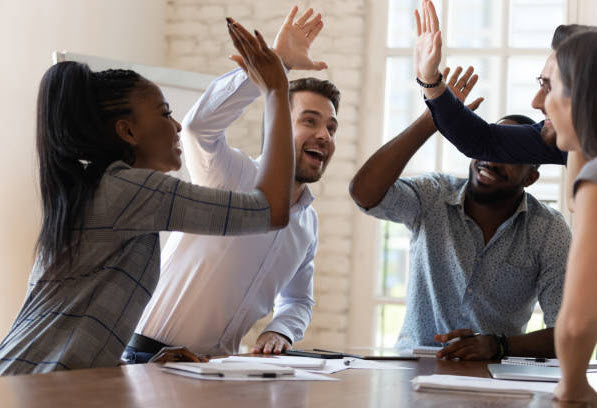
[36,61,147,268]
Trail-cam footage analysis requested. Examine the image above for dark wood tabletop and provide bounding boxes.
[0,357,564,407]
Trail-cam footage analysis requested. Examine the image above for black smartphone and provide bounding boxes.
[284,349,344,359]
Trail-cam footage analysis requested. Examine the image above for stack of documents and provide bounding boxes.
[163,361,337,381]
[412,374,555,398]
[212,355,326,370]
[412,346,442,357]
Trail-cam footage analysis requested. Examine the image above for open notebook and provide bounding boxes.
[501,356,597,369]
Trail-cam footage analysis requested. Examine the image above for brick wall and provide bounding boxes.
[165,0,366,349]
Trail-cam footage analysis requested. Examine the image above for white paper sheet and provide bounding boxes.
[343,358,414,370]
[163,366,337,381]
[210,355,326,370]
[413,373,597,398]
[412,346,442,357]
[412,374,555,398]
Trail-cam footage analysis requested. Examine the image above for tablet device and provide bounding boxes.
[164,362,295,378]
[487,363,561,382]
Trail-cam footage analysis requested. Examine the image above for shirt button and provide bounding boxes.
[467,288,473,294]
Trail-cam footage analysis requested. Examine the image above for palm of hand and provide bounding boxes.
[274,25,317,70]
[414,33,440,80]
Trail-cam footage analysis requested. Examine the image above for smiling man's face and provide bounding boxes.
[290,91,338,184]
[466,119,540,204]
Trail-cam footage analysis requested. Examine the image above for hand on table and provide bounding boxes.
[434,329,497,360]
[554,379,597,403]
[252,331,291,355]
[273,6,327,71]
[149,346,209,363]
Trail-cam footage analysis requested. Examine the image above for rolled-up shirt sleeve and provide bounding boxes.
[359,174,444,231]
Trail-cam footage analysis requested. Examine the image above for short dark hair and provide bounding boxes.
[551,24,596,50]
[498,114,536,126]
[556,31,597,158]
[289,77,340,113]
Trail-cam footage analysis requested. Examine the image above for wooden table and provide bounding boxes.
[0,358,563,407]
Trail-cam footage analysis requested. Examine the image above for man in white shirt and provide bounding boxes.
[123,8,340,361]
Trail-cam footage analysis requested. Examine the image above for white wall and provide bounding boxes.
[0,0,166,337]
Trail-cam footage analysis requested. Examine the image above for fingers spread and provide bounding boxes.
[306,21,324,40]
[447,66,462,86]
[296,8,314,27]
[283,5,298,26]
[467,97,484,111]
[428,0,440,31]
[455,66,474,90]
[231,21,260,53]
[303,13,322,33]
[462,73,479,96]
[414,10,422,36]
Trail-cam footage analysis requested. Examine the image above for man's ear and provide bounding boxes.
[524,168,540,188]
[115,119,137,146]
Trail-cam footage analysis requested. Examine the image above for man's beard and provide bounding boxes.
[540,123,557,147]
[295,165,322,184]
[465,181,521,205]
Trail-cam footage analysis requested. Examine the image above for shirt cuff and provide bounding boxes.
[262,322,296,344]
[356,187,396,219]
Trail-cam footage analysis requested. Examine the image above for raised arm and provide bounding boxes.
[227,20,293,228]
[412,0,566,165]
[349,66,482,210]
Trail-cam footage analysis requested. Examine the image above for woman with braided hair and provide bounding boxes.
[0,20,294,375]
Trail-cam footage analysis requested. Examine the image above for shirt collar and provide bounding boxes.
[445,180,529,215]
[295,185,315,209]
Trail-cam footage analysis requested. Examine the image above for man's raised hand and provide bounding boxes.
[273,6,328,71]
[414,0,442,84]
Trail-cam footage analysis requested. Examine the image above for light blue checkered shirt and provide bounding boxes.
[363,173,570,350]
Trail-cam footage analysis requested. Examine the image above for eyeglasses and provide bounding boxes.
[536,76,551,92]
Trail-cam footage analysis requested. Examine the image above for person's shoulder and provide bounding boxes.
[525,193,569,230]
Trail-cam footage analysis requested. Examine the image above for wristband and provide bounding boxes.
[416,73,443,88]
[491,334,509,360]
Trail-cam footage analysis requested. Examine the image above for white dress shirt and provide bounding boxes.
[135,69,318,355]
